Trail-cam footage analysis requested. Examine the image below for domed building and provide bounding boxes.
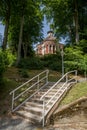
[36,31,64,56]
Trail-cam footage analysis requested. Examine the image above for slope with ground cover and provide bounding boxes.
[0,67,61,117]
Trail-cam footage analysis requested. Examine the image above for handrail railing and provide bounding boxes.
[10,69,49,112]
[41,70,77,127]
[40,70,77,101]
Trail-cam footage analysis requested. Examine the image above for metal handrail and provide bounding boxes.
[41,70,77,127]
[10,69,49,111]
[10,70,49,95]
[46,82,67,106]
[40,70,77,101]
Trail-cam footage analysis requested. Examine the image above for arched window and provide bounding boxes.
[53,45,55,53]
[49,45,51,52]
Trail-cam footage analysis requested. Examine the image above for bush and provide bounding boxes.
[6,49,16,66]
[64,47,87,74]
[18,54,62,71]
[19,69,29,78]
[49,61,61,71]
[0,50,8,84]
[0,49,16,84]
[18,57,44,70]
[41,54,62,71]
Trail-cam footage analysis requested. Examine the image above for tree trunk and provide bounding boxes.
[16,15,24,66]
[68,25,73,46]
[2,9,10,50]
[74,0,79,44]
[23,42,28,59]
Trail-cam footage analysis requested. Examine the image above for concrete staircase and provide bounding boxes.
[15,81,74,125]
[15,82,55,124]
[10,70,77,126]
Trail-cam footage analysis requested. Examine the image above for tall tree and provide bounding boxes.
[0,0,11,50]
[15,0,26,65]
[42,0,87,45]
[73,0,79,43]
[8,0,43,64]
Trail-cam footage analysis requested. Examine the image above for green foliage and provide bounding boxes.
[8,0,43,58]
[0,50,8,84]
[42,0,87,44]
[79,39,87,53]
[19,69,29,78]
[64,46,87,74]
[18,54,62,71]
[41,54,62,71]
[6,49,16,66]
[18,57,44,70]
[0,49,16,84]
[79,54,87,73]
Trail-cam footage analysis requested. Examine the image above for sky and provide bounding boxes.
[0,22,4,36]
[0,19,66,45]
[43,16,66,44]
[0,20,49,39]
[0,19,51,46]
[0,22,4,46]
[43,16,50,38]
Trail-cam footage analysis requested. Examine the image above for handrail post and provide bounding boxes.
[75,70,77,83]
[12,92,14,111]
[66,73,68,83]
[38,75,39,89]
[46,70,49,84]
[42,98,45,127]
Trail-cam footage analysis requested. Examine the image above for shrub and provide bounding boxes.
[19,69,29,78]
[41,54,62,71]
[49,61,61,71]
[6,49,16,66]
[18,54,62,71]
[0,49,16,84]
[0,50,8,84]
[18,56,44,70]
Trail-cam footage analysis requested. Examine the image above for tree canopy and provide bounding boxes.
[42,0,87,44]
[0,0,87,78]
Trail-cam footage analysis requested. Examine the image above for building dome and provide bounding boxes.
[47,30,53,37]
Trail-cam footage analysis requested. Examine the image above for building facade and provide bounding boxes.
[36,31,64,56]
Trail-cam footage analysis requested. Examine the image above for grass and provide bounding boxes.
[0,67,61,116]
[0,67,87,116]
[60,81,87,106]
[0,78,20,116]
[4,67,61,82]
[0,78,19,99]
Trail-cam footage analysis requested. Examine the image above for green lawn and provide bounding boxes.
[60,81,87,106]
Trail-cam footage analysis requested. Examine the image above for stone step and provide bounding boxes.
[40,89,49,92]
[14,81,71,125]
[47,82,55,86]
[46,91,57,95]
[45,94,60,99]
[25,102,49,112]
[30,98,43,104]
[21,106,42,115]
[16,110,42,123]
[25,101,43,108]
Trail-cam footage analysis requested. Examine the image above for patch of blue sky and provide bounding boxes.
[43,16,67,44]
[0,22,4,36]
